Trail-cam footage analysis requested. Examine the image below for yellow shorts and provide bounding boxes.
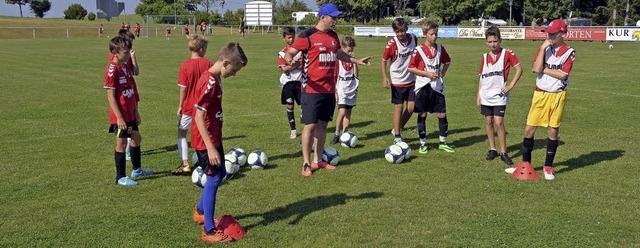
[526,90,567,128]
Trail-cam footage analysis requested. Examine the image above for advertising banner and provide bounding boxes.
[565,28,606,41]
[500,27,525,40]
[458,27,486,39]
[525,28,547,40]
[438,27,459,38]
[606,28,640,41]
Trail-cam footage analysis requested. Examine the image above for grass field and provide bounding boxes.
[1,23,639,247]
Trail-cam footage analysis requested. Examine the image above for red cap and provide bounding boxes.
[544,19,567,34]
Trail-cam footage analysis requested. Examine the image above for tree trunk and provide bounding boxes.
[19,4,23,17]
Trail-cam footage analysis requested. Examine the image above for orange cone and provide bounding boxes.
[216,215,246,240]
[511,161,540,180]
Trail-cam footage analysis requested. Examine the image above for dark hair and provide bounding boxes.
[218,42,248,67]
[109,36,131,53]
[485,26,501,40]
[118,29,135,42]
[392,17,408,32]
[342,36,356,47]
[282,26,295,37]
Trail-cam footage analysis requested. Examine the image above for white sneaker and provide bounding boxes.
[289,130,297,139]
[504,167,516,174]
[391,128,396,136]
[543,166,555,180]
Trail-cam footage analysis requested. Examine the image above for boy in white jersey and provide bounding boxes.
[505,19,576,180]
[277,27,303,139]
[381,18,418,143]
[408,19,454,154]
[477,27,522,165]
[330,36,359,145]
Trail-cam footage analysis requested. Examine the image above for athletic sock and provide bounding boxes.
[177,137,188,161]
[417,115,427,140]
[522,137,534,163]
[287,108,296,130]
[115,151,126,180]
[545,139,559,166]
[335,131,340,136]
[130,146,141,170]
[438,117,448,140]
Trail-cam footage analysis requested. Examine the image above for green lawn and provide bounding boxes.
[0,29,639,247]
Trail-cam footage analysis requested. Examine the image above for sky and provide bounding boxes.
[0,0,318,18]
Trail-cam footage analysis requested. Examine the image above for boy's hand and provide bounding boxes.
[501,84,513,94]
[382,77,390,89]
[356,56,372,65]
[177,107,182,117]
[129,49,136,58]
[541,40,552,49]
[427,72,439,80]
[208,149,221,166]
[439,72,446,78]
[117,118,127,130]
[476,96,481,108]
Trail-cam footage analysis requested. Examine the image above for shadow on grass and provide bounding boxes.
[270,150,302,161]
[360,126,480,141]
[141,135,245,156]
[554,150,624,174]
[235,192,384,231]
[507,139,566,158]
[339,149,383,166]
[135,171,173,181]
[327,120,375,131]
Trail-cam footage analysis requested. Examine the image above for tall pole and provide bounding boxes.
[174,0,177,25]
[505,0,513,26]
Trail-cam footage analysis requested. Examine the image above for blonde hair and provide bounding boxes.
[188,34,208,56]
[217,42,248,67]
[421,19,439,35]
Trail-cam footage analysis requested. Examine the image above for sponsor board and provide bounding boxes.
[565,28,606,40]
[500,28,525,40]
[458,27,486,39]
[606,28,640,41]
[525,28,547,40]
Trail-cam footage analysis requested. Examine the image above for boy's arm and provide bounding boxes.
[194,109,221,166]
[353,62,359,78]
[337,49,371,65]
[440,63,450,78]
[531,41,550,74]
[380,59,389,88]
[130,50,139,75]
[107,89,126,130]
[284,47,302,68]
[476,80,482,107]
[177,86,187,116]
[503,64,523,93]
[135,103,141,126]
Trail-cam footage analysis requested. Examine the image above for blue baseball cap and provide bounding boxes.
[318,3,342,17]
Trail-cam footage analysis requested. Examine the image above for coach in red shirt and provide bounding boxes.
[284,3,371,177]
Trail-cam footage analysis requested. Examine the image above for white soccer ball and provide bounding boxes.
[340,131,358,148]
[395,141,412,160]
[608,44,614,49]
[223,154,240,180]
[191,166,207,188]
[385,144,405,164]
[247,150,268,169]
[322,146,340,165]
[227,147,247,166]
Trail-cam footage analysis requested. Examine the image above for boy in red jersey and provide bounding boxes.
[166,26,172,36]
[172,34,213,175]
[284,3,371,177]
[134,23,141,37]
[184,24,190,36]
[381,17,418,143]
[200,22,206,35]
[505,19,576,181]
[98,24,103,37]
[408,19,454,154]
[104,37,153,186]
[277,27,303,139]
[477,26,522,165]
[191,42,247,243]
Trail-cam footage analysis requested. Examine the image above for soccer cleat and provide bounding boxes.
[289,130,297,139]
[131,167,154,179]
[419,145,428,154]
[310,161,337,170]
[438,144,455,153]
[543,166,555,180]
[201,227,233,243]
[500,153,514,165]
[486,149,498,160]
[171,164,191,175]
[116,177,138,186]
[390,128,396,136]
[193,204,204,224]
[301,164,312,177]
[393,137,404,144]
[329,135,340,145]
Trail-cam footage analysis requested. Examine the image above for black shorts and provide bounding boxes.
[301,92,335,124]
[391,85,416,104]
[414,86,446,114]
[108,121,139,138]
[337,104,355,109]
[195,145,227,176]
[481,105,506,117]
[281,81,301,105]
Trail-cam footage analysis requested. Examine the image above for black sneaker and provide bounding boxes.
[500,153,514,165]
[329,135,340,145]
[486,149,498,160]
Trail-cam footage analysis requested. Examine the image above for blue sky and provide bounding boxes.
[0,0,318,18]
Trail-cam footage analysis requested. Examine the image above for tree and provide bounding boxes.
[64,3,88,20]
[5,0,32,17]
[88,12,96,21]
[29,0,50,18]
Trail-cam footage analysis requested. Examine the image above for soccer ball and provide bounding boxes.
[340,131,358,148]
[608,44,614,49]
[223,154,240,180]
[385,144,405,164]
[395,141,412,160]
[191,166,207,188]
[247,150,268,169]
[322,147,340,165]
[227,147,247,166]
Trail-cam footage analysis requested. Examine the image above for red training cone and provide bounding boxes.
[216,215,246,240]
[511,162,540,180]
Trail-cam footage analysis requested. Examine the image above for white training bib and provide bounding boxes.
[536,46,574,92]
[479,49,508,106]
[278,51,303,87]
[336,61,358,99]
[389,34,416,86]
[414,44,444,95]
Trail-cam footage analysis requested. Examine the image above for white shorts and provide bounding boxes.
[178,114,192,130]
[338,94,357,107]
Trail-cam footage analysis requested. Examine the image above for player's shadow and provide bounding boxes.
[362,126,480,141]
[140,135,245,156]
[339,150,383,166]
[507,139,566,158]
[449,134,487,149]
[134,171,173,181]
[328,120,375,131]
[270,150,302,161]
[235,192,384,231]
[554,150,624,174]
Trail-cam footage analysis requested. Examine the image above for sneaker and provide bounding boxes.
[390,128,396,136]
[301,164,312,177]
[543,166,555,180]
[131,168,154,179]
[486,149,498,160]
[505,161,530,174]
[201,227,233,243]
[193,204,204,224]
[438,144,455,153]
[116,177,138,186]
[310,161,337,170]
[125,150,131,161]
[419,145,428,154]
[171,164,191,175]
[393,137,404,144]
[329,135,340,145]
[289,130,297,139]
[500,153,514,165]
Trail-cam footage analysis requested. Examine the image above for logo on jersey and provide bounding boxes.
[123,88,135,98]
[426,64,440,70]
[480,71,504,79]
[319,52,337,68]
[215,111,223,121]
[544,63,564,70]
[398,51,412,59]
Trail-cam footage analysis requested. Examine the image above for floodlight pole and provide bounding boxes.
[505,0,513,26]
[174,0,177,25]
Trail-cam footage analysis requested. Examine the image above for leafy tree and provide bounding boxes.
[64,3,88,20]
[88,12,96,21]
[29,0,50,18]
[273,0,310,24]
[5,0,32,17]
